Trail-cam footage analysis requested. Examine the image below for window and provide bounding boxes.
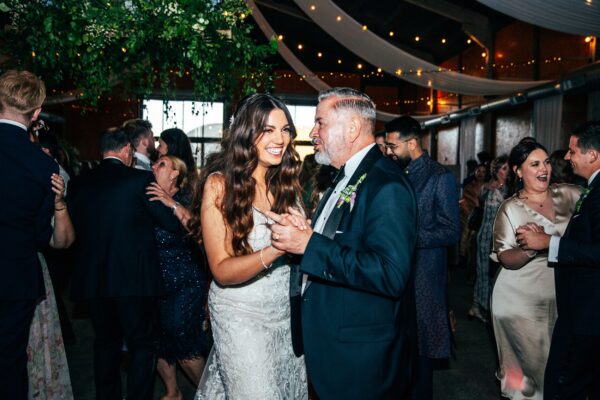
[142,99,224,167]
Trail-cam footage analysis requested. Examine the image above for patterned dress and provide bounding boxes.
[196,208,307,399]
[27,253,73,400]
[474,185,507,312]
[156,191,209,363]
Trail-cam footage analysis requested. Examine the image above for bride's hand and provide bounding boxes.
[146,182,176,208]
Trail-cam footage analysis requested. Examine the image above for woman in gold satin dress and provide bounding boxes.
[491,141,581,400]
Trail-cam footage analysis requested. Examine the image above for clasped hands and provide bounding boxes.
[515,223,551,251]
[265,208,312,255]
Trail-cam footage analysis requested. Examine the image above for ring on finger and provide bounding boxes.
[274,233,280,241]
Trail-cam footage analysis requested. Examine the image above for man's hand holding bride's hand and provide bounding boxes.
[266,208,312,255]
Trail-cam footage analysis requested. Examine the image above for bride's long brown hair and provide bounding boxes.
[188,93,303,256]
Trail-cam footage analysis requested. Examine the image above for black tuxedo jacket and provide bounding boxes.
[0,122,58,300]
[68,158,180,300]
[556,172,600,335]
[292,146,418,399]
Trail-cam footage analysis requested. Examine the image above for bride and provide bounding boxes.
[190,93,308,399]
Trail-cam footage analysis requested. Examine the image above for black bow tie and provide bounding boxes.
[330,165,345,187]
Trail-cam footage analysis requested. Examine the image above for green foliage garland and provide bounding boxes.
[0,0,276,105]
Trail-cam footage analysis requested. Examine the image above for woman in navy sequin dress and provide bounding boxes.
[148,154,208,400]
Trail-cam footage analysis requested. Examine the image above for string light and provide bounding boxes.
[441,38,446,44]
[415,36,420,42]
[389,31,394,37]
[337,59,342,64]
[336,16,342,22]
[297,44,303,50]
[481,52,487,58]
[585,36,593,43]
[277,34,283,40]
[309,4,316,11]
[362,25,367,31]
[317,52,323,58]
[467,39,472,44]
[357,63,363,69]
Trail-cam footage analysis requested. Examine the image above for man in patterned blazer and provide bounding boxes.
[385,116,460,400]
[518,120,600,399]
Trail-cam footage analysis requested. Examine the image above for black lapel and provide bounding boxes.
[320,146,381,239]
[311,186,334,228]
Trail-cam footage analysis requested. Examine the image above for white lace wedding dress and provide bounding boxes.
[195,208,308,399]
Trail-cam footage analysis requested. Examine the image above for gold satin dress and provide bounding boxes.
[491,183,581,399]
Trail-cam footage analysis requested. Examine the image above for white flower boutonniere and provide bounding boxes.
[336,173,367,211]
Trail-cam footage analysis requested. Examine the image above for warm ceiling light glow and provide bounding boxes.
[297,44,303,50]
[309,4,316,10]
[377,67,382,73]
[467,39,472,44]
[481,52,487,57]
[357,63,363,69]
[396,69,402,75]
[427,101,431,106]
[362,25,367,31]
[441,38,446,44]
[389,31,394,37]
[240,13,246,19]
[416,69,422,76]
[585,0,592,4]
[317,52,323,58]
[439,100,446,105]
[336,16,342,22]
[415,36,420,42]
[277,34,283,41]
[337,59,342,64]
[585,36,593,43]
[497,53,503,58]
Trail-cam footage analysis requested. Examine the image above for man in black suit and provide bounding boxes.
[0,70,57,399]
[269,88,417,399]
[68,128,180,400]
[517,121,600,399]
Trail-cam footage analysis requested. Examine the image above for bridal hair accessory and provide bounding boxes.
[337,173,367,211]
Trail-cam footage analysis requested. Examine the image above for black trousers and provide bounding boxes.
[409,355,433,400]
[88,297,157,400]
[0,299,37,400]
[544,319,600,400]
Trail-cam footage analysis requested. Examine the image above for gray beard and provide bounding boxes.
[315,151,332,166]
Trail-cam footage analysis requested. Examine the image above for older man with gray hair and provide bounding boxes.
[269,87,418,399]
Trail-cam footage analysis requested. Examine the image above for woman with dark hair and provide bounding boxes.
[490,142,580,399]
[158,127,199,185]
[469,155,510,323]
[191,93,307,399]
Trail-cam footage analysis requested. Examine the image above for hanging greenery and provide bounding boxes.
[0,0,277,105]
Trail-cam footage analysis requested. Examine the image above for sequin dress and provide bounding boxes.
[195,208,308,399]
[156,191,209,363]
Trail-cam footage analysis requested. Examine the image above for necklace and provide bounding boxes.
[521,190,549,208]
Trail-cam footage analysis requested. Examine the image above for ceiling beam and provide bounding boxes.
[255,0,312,22]
[404,0,494,51]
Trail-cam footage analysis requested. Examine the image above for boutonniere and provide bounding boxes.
[336,173,367,210]
[575,187,591,213]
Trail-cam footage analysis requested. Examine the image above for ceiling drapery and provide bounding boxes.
[477,0,600,37]
[246,0,435,122]
[293,0,549,96]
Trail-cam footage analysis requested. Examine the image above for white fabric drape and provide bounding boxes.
[459,117,478,182]
[246,0,437,122]
[534,94,564,152]
[477,0,600,37]
[294,0,548,96]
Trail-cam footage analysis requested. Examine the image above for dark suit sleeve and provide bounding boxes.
[301,180,417,298]
[417,172,460,249]
[142,175,181,233]
[558,190,600,267]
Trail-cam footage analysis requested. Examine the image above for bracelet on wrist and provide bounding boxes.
[171,201,180,214]
[260,246,272,270]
